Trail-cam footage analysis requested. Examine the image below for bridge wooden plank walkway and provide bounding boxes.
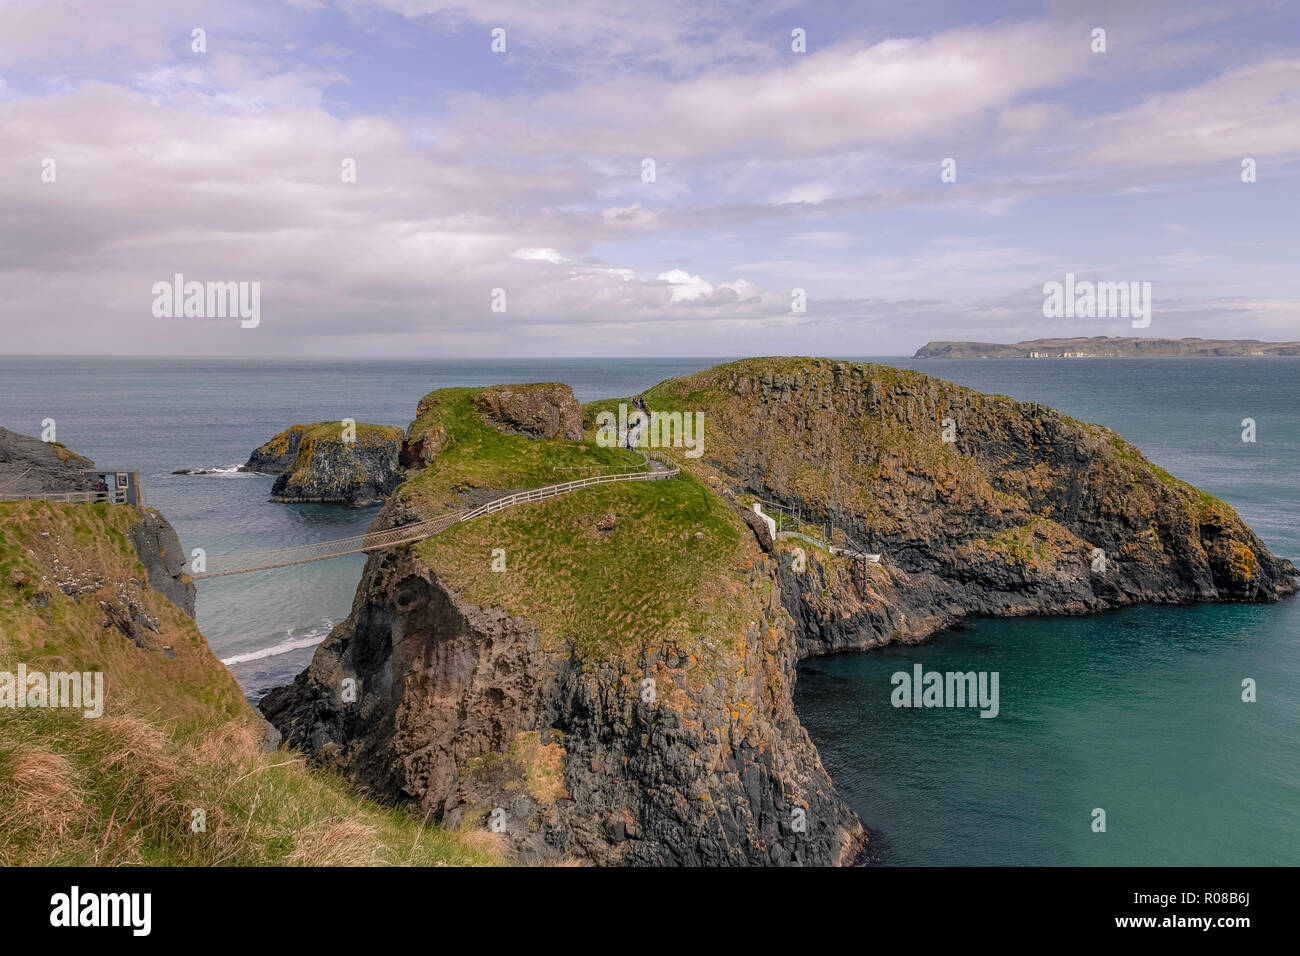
[192,452,680,579]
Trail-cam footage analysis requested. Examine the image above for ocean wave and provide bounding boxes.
[167,463,250,476]
[166,463,257,478]
[221,620,334,665]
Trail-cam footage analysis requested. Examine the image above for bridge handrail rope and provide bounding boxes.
[193,450,680,578]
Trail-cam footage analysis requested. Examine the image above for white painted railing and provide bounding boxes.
[0,490,126,504]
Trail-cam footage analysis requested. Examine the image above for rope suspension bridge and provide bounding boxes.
[190,451,680,579]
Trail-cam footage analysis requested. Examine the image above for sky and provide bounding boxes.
[1,0,1298,358]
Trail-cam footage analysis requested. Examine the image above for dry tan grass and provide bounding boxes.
[0,746,85,849]
[452,827,511,861]
[285,818,380,866]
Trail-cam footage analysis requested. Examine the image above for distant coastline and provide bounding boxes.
[914,336,1300,359]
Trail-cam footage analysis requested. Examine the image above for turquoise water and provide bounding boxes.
[1,356,1296,865]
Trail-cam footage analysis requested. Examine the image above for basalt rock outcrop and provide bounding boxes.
[474,383,584,441]
[244,423,406,507]
[127,508,196,616]
[0,426,95,494]
[260,539,860,866]
[260,359,1295,867]
[241,424,311,474]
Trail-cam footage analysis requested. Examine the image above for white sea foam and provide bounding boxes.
[221,620,334,665]
[162,463,248,477]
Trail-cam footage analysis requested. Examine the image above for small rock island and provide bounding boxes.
[242,422,405,507]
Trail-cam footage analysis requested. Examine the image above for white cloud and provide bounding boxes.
[513,247,567,263]
[441,20,1097,162]
[658,270,714,302]
[1075,59,1300,167]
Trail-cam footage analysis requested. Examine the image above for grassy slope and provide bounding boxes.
[404,387,765,667]
[0,500,503,866]
[399,387,643,513]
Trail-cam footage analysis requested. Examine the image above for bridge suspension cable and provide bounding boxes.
[192,452,679,579]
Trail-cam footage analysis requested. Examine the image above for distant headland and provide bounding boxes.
[914,336,1300,359]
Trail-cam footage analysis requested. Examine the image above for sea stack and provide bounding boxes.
[243,422,406,507]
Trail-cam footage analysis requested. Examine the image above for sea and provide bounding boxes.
[1,355,1296,865]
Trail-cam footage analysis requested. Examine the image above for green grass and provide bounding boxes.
[400,387,643,514]
[298,421,400,441]
[416,468,758,662]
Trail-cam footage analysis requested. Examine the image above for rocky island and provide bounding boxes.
[261,358,1296,866]
[242,421,405,506]
[914,336,1300,359]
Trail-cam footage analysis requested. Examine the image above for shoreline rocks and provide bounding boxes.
[241,424,311,474]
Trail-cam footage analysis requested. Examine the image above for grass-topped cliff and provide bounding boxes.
[264,379,861,865]
[398,386,640,514]
[637,357,1295,647]
[0,494,503,866]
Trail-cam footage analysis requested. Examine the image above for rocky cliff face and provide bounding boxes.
[0,426,95,493]
[127,508,196,617]
[261,358,1295,867]
[241,424,310,473]
[474,383,584,441]
[650,358,1296,651]
[244,422,406,506]
[262,512,861,865]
